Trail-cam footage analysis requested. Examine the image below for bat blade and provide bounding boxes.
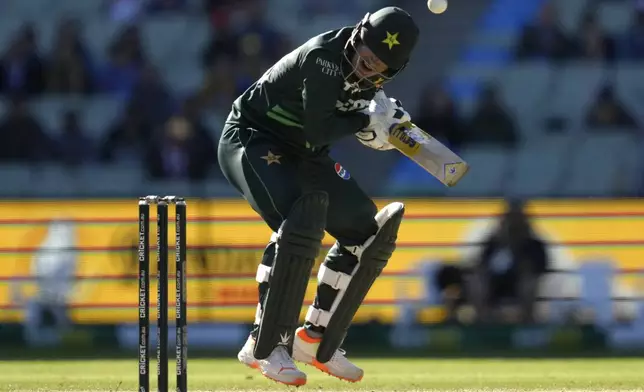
[388,122,469,187]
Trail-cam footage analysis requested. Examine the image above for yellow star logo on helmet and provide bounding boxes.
[382,31,400,50]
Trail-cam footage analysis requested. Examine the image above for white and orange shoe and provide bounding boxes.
[292,327,364,382]
[237,335,307,386]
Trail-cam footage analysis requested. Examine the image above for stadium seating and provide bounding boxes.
[0,0,641,199]
[445,147,512,196]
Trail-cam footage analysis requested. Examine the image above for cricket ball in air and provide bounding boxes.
[427,0,448,14]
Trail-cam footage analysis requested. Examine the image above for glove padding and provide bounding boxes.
[356,91,411,151]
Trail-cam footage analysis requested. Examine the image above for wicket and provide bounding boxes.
[139,195,188,392]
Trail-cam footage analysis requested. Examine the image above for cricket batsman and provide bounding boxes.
[218,6,419,386]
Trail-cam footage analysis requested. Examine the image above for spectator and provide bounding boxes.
[56,110,95,166]
[181,95,217,159]
[203,0,285,68]
[197,56,237,111]
[236,0,286,62]
[515,1,574,61]
[180,95,216,154]
[128,64,175,127]
[145,102,216,180]
[619,0,644,60]
[470,200,549,323]
[466,85,518,148]
[180,95,206,129]
[53,19,93,68]
[98,42,140,95]
[575,11,615,62]
[413,84,466,151]
[236,53,269,94]
[47,20,94,94]
[0,94,51,162]
[202,22,241,68]
[115,25,146,67]
[585,84,638,130]
[432,262,469,323]
[99,103,151,163]
[99,24,147,94]
[0,25,46,96]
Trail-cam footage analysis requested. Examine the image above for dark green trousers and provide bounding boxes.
[218,122,379,335]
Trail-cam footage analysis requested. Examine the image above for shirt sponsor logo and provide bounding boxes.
[316,57,340,77]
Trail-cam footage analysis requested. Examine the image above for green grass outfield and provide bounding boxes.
[1,358,643,391]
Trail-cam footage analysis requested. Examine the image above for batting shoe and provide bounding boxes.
[237,335,307,386]
[292,327,364,382]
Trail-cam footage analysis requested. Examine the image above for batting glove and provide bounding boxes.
[356,92,411,151]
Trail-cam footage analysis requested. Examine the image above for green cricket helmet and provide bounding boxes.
[342,6,419,91]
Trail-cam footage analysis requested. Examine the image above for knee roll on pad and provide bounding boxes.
[254,191,329,359]
[312,202,404,363]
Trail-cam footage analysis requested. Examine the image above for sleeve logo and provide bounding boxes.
[334,162,351,180]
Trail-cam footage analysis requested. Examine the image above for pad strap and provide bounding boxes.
[305,265,353,327]
[256,234,278,283]
[305,307,331,327]
[317,265,352,290]
[255,264,271,283]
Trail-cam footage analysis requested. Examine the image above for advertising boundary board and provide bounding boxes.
[1,198,642,324]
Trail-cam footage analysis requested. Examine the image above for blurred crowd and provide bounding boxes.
[515,0,644,63]
[416,0,644,154]
[0,0,526,181]
[0,0,291,181]
[515,0,641,132]
[2,0,642,183]
[413,82,519,152]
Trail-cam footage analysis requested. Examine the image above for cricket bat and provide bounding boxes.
[387,121,469,187]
